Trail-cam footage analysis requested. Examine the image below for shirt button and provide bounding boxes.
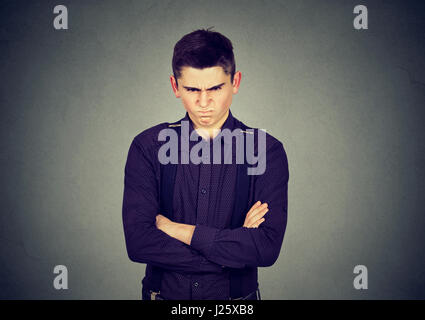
[201,188,207,195]
[194,282,199,287]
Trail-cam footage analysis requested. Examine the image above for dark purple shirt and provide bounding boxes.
[122,110,289,299]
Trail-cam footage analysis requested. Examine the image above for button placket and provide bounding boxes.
[191,279,202,299]
[196,162,211,225]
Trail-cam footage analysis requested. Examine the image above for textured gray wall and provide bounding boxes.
[1,0,424,299]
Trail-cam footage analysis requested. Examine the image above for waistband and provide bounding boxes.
[142,288,261,301]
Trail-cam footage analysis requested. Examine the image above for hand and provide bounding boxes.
[155,214,172,232]
[155,214,195,245]
[243,201,269,228]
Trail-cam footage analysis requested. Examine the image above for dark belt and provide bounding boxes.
[143,288,260,300]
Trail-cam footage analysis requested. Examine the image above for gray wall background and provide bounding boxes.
[1,0,424,299]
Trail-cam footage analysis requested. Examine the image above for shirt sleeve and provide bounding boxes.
[190,140,289,269]
[122,137,224,273]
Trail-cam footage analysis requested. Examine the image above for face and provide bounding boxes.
[170,66,241,131]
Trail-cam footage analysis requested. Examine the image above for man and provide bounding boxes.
[122,29,289,300]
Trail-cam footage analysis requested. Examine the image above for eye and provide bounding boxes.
[186,88,199,92]
[210,86,222,91]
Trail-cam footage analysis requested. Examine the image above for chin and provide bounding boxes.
[199,117,214,125]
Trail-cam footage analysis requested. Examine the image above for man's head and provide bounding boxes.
[170,29,241,132]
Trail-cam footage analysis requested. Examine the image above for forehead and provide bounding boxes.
[179,66,230,86]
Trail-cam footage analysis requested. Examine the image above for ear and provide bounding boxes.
[170,75,181,98]
[232,71,242,94]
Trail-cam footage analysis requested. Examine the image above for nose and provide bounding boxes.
[199,90,209,108]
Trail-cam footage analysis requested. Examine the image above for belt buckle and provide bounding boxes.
[150,290,160,300]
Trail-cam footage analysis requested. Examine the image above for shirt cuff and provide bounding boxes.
[190,224,218,257]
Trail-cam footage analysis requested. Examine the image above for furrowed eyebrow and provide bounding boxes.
[183,82,225,91]
[207,83,225,90]
[183,86,200,91]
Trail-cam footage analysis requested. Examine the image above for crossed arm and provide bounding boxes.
[123,136,288,271]
[155,201,269,245]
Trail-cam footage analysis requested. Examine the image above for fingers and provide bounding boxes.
[251,218,265,228]
[244,201,269,228]
[246,207,268,228]
[246,201,262,217]
[248,203,268,221]
[246,202,267,219]
[246,216,266,228]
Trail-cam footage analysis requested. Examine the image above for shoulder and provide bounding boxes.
[132,122,170,150]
